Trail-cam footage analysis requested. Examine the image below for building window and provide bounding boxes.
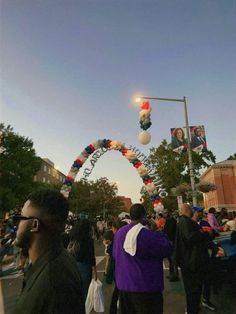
[48,179,50,184]
[48,168,51,175]
[43,177,46,183]
[44,165,47,172]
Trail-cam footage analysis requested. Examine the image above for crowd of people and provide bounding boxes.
[0,189,236,314]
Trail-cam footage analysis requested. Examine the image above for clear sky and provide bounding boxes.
[1,0,236,203]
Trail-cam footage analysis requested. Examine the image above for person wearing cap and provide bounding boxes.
[174,204,212,314]
[113,203,172,314]
[14,189,85,314]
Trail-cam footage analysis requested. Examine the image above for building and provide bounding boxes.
[34,158,66,185]
[200,160,236,211]
[117,196,132,210]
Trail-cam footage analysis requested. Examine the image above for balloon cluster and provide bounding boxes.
[60,139,163,213]
[138,102,152,145]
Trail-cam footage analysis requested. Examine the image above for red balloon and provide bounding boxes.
[140,101,151,110]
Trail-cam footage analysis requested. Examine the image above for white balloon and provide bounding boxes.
[138,131,151,145]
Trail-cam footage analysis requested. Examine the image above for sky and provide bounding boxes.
[1,0,236,203]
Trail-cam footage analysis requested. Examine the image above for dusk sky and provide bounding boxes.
[1,0,236,203]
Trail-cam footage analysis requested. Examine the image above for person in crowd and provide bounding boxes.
[192,207,218,311]
[96,218,105,241]
[102,229,114,277]
[171,128,188,153]
[207,207,222,233]
[113,203,172,314]
[14,189,85,314]
[163,210,179,281]
[0,227,9,276]
[0,222,15,276]
[122,214,131,224]
[108,219,128,314]
[223,211,236,231]
[191,126,207,152]
[174,203,212,314]
[156,213,166,231]
[69,218,97,300]
[216,207,229,226]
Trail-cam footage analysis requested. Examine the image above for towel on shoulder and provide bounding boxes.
[123,223,146,256]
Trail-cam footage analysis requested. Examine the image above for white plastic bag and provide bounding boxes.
[85,279,104,314]
[93,279,104,312]
[85,279,95,314]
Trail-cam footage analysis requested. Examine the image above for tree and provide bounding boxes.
[227,153,236,160]
[0,124,41,215]
[69,177,124,218]
[141,140,216,210]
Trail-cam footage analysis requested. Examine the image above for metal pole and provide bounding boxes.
[137,95,197,206]
[183,96,197,206]
[140,96,183,102]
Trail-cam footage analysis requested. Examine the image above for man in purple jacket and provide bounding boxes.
[113,204,172,314]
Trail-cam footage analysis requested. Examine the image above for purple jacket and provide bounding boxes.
[207,213,221,232]
[113,223,172,292]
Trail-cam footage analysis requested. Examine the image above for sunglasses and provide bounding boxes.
[13,214,38,224]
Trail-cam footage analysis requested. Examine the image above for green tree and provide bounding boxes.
[69,177,124,218]
[0,124,41,215]
[227,153,236,160]
[141,140,216,210]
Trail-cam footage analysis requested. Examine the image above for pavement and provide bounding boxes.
[1,242,236,314]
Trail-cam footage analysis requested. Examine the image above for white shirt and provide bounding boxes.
[226,220,236,231]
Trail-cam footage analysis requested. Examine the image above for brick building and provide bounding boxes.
[34,158,66,185]
[117,196,132,210]
[200,160,236,211]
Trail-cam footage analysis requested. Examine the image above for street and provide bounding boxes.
[1,241,236,314]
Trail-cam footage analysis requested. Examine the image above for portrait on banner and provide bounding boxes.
[171,127,188,153]
[190,125,207,153]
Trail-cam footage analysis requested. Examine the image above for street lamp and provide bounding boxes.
[135,95,197,206]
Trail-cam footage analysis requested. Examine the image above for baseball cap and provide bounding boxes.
[192,206,203,212]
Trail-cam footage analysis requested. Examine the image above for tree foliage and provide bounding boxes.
[69,177,125,218]
[0,124,41,215]
[141,140,216,210]
[227,153,236,160]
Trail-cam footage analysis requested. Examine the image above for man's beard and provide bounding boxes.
[14,226,32,250]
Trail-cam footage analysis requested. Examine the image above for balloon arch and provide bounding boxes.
[60,139,166,213]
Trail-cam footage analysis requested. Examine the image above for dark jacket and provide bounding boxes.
[174,216,210,272]
[191,136,207,151]
[14,244,85,314]
[164,217,177,242]
[76,237,96,266]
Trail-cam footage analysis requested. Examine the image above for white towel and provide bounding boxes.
[123,223,145,256]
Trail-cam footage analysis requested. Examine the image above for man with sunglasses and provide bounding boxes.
[14,189,85,314]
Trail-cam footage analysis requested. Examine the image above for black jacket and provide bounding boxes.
[15,244,85,314]
[174,215,210,272]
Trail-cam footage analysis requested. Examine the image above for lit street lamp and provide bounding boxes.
[135,95,197,206]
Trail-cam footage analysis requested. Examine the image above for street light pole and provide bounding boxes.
[136,95,197,206]
[183,96,197,206]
